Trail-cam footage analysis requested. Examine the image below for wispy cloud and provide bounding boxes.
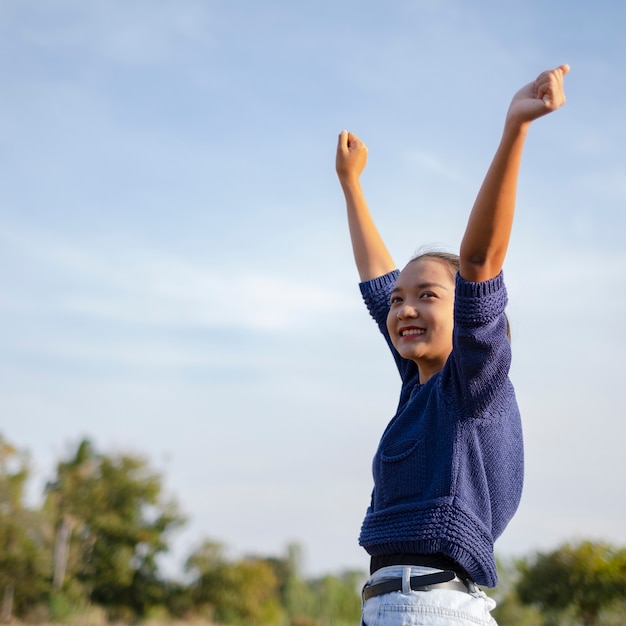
[15,0,215,66]
[0,227,356,331]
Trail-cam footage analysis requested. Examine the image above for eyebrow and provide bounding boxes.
[390,281,451,296]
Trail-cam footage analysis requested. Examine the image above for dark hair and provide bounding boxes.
[407,249,511,341]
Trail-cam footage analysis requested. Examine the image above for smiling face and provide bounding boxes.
[386,256,456,383]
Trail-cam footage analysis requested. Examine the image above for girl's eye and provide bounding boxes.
[390,296,402,304]
[420,292,436,299]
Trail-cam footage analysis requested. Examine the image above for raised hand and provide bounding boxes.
[336,130,369,183]
[335,129,395,280]
[506,64,569,126]
[460,64,569,283]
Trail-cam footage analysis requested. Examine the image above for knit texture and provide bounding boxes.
[358,270,523,588]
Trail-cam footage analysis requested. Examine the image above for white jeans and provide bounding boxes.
[361,565,498,626]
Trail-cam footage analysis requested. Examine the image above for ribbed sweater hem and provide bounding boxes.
[358,499,498,587]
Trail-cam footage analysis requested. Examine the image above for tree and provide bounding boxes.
[45,439,185,621]
[0,436,49,622]
[186,540,283,625]
[265,542,317,624]
[45,439,98,591]
[261,543,364,626]
[488,556,544,625]
[516,541,626,626]
[308,570,363,626]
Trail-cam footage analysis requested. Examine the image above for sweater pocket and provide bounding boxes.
[378,438,426,508]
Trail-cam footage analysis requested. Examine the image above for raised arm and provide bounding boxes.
[336,131,396,282]
[459,65,569,282]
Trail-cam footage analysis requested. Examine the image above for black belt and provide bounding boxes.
[362,570,471,601]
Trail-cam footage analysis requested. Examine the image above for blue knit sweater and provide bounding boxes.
[358,270,523,587]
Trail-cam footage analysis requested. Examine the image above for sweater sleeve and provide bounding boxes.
[359,270,417,382]
[447,271,512,418]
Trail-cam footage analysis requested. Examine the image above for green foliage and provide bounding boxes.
[488,556,544,625]
[307,570,363,626]
[517,540,626,626]
[161,578,195,620]
[185,540,364,626]
[265,542,318,623]
[4,433,626,626]
[48,583,92,623]
[491,588,545,626]
[597,598,626,625]
[186,540,284,625]
[281,571,318,625]
[45,438,185,622]
[0,436,50,622]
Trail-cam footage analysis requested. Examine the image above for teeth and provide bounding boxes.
[401,328,424,337]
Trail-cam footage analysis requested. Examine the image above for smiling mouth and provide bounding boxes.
[400,327,425,338]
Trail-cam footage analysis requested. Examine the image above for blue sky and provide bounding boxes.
[1,0,625,578]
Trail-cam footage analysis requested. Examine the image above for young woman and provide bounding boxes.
[335,65,568,625]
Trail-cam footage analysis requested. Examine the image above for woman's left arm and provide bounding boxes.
[459,65,569,283]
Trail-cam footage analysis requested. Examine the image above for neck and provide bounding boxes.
[416,357,446,384]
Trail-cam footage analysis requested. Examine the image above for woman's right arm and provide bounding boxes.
[459,65,569,283]
[336,131,396,282]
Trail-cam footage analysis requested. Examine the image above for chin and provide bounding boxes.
[399,350,423,363]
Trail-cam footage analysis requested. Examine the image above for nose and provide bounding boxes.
[397,301,418,320]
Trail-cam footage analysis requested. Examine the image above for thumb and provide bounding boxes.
[558,64,570,76]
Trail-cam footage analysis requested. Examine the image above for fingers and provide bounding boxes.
[337,130,367,153]
[534,64,568,109]
[558,64,570,76]
[336,130,368,179]
[337,129,349,153]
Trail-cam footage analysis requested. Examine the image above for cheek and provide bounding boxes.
[386,312,393,333]
[386,313,398,345]
[386,311,407,354]
[434,305,455,342]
